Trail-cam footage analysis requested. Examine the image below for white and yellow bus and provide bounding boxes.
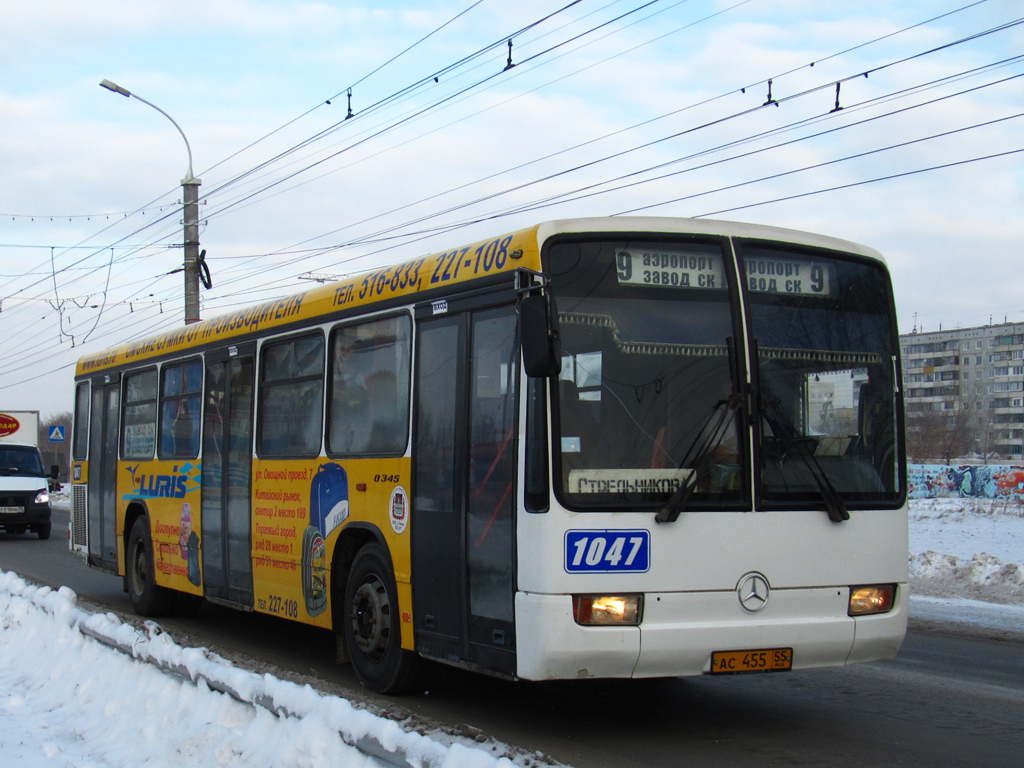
[70,217,907,693]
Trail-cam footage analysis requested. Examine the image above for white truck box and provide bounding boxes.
[0,411,39,446]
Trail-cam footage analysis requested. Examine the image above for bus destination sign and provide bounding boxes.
[615,249,726,290]
[744,257,832,296]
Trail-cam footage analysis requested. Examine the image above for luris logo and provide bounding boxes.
[125,463,199,499]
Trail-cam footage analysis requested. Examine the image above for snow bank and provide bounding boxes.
[0,571,520,768]
[908,498,1024,605]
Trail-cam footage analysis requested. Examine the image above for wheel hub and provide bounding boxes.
[351,575,390,659]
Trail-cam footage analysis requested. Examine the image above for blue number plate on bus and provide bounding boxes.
[565,530,650,574]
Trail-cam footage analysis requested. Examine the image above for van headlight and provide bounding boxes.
[33,489,50,505]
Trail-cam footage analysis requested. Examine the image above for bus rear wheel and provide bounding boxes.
[126,517,173,617]
[343,543,423,694]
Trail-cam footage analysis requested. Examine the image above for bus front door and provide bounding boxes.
[87,378,120,572]
[201,345,256,607]
[412,302,518,676]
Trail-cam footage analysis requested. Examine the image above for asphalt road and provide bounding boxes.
[2,509,1022,767]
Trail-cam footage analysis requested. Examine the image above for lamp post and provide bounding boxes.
[100,79,203,324]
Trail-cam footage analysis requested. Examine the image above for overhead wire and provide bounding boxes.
[197,0,737,238]
[690,147,1024,219]
[4,1,573,317]
[196,1,673,229]
[1,1,1018,391]
[0,0,605,383]
[195,0,594,208]
[12,0,1002,306]
[222,42,1023,278]
[195,0,997,243]
[14,12,1015,319]
[204,2,1016,279]
[417,63,1024,226]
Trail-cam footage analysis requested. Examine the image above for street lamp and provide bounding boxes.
[99,79,203,324]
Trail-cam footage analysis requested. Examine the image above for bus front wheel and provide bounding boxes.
[343,543,423,694]
[126,517,173,617]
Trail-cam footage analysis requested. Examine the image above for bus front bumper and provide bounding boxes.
[514,586,908,681]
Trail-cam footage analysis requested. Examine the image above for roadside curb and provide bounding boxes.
[76,619,420,768]
[1,571,446,768]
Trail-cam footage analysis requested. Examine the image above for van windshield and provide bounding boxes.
[0,446,45,476]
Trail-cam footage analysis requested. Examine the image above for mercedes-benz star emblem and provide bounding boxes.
[737,572,770,612]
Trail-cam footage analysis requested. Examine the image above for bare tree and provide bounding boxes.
[905,403,977,464]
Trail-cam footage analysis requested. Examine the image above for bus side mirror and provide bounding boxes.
[521,293,561,378]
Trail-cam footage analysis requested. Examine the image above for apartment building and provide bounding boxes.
[900,321,1024,459]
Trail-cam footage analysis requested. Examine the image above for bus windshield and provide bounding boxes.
[740,243,900,507]
[546,235,901,512]
[547,237,743,509]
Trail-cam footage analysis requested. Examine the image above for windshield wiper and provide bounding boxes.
[761,393,849,523]
[656,394,740,524]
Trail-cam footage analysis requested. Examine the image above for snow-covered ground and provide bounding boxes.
[907,496,1024,637]
[910,497,1024,589]
[2,497,1022,767]
[0,572,526,768]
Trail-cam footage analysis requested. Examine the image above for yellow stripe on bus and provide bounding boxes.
[76,224,541,376]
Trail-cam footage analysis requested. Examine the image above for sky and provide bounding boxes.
[1,494,1022,766]
[2,0,1022,417]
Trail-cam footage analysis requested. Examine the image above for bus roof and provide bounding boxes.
[75,216,884,378]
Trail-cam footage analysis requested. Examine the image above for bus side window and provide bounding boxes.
[123,368,158,459]
[258,333,325,457]
[73,381,91,462]
[327,314,411,456]
[159,360,202,458]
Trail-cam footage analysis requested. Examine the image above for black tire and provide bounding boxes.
[35,523,51,540]
[343,542,424,694]
[126,517,174,616]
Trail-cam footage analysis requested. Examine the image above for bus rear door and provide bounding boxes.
[201,343,256,606]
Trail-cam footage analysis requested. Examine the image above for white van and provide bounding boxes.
[0,411,58,539]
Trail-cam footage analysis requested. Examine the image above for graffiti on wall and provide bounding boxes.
[909,464,1024,499]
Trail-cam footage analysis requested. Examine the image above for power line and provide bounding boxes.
[690,147,1024,219]
[257,54,1023,265]
[196,1,596,204]
[2,2,1019,392]
[201,5,1021,273]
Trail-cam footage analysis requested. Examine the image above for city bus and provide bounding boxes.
[70,216,907,693]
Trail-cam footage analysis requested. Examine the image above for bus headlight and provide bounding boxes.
[572,594,643,626]
[848,584,896,616]
[34,489,50,505]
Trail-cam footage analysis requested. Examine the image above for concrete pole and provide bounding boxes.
[183,177,202,324]
[99,80,203,325]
